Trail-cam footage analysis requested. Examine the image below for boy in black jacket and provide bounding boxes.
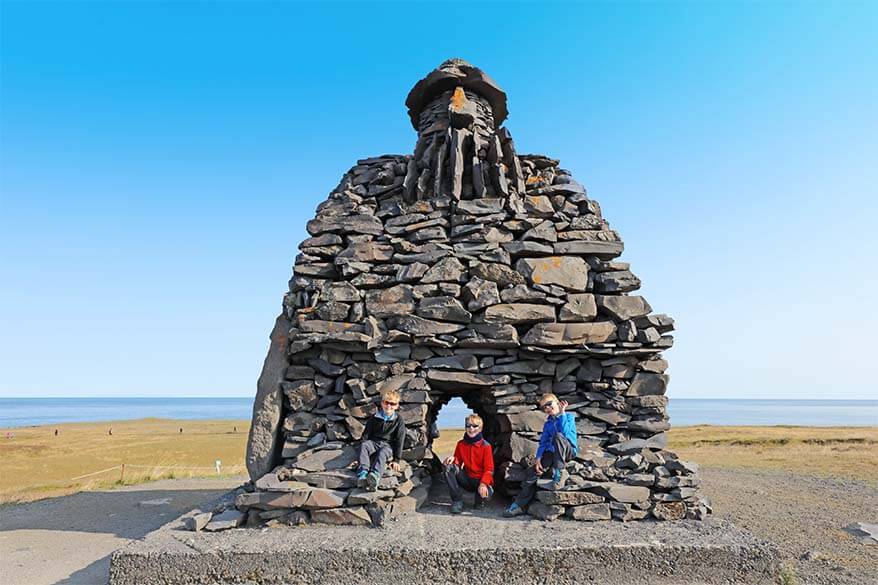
[357,389,406,491]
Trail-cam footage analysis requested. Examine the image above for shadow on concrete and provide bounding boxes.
[55,556,108,585]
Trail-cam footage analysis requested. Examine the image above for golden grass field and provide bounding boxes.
[1,419,875,503]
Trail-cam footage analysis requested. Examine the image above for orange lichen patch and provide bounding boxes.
[532,274,542,283]
[552,257,562,268]
[526,175,542,184]
[450,86,467,112]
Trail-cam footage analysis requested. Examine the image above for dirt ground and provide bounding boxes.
[0,478,242,585]
[699,467,877,585]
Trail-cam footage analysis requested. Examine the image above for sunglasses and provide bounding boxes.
[382,400,399,407]
[541,401,557,411]
[464,424,481,429]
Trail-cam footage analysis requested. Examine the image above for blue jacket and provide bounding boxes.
[535,412,578,459]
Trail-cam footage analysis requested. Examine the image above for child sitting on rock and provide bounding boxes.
[442,414,494,514]
[504,393,578,517]
[356,388,406,492]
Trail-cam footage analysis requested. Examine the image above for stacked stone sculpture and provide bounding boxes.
[239,58,709,528]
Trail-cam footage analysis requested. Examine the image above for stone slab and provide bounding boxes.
[111,491,779,585]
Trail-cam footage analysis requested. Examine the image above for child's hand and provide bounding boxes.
[389,461,400,472]
[534,459,544,475]
[478,483,489,498]
[443,456,455,466]
[559,399,568,413]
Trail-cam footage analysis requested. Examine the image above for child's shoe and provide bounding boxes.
[450,501,464,514]
[549,468,569,490]
[503,503,524,517]
[365,471,380,492]
[356,468,369,488]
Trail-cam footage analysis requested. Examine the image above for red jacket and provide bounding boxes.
[453,438,494,487]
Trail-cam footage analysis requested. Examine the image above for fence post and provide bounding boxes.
[215,459,221,475]
[120,464,125,484]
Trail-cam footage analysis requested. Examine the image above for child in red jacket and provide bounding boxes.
[442,414,494,514]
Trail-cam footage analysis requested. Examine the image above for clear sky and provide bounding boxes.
[1,1,876,399]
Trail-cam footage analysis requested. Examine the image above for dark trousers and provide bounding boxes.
[358,439,392,474]
[444,464,492,505]
[514,433,575,508]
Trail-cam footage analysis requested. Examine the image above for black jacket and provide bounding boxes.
[363,413,406,461]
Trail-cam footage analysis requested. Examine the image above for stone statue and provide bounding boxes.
[241,59,708,526]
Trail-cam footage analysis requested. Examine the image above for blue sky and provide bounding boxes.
[1,1,876,399]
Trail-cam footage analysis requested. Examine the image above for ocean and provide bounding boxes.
[1,397,876,429]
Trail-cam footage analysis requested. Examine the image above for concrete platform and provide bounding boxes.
[110,488,780,585]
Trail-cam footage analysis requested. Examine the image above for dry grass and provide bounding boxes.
[0,418,249,503]
[435,425,878,485]
[668,425,878,484]
[2,420,875,504]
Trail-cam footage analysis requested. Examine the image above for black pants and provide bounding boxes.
[444,464,492,505]
[513,433,574,508]
[358,439,392,474]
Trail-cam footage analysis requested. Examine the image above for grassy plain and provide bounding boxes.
[2,419,875,503]
[0,418,249,503]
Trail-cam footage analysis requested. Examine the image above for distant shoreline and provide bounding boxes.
[3,395,878,429]
[3,416,878,432]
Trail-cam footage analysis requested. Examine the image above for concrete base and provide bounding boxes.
[110,489,779,585]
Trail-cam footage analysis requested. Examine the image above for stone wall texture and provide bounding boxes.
[240,58,709,527]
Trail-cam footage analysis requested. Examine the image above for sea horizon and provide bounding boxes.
[1,397,876,429]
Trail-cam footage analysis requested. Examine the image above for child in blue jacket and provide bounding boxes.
[504,393,578,517]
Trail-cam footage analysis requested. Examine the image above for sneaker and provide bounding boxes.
[503,503,525,517]
[356,469,368,488]
[549,468,569,490]
[450,500,464,514]
[365,471,380,492]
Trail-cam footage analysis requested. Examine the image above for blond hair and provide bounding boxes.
[465,414,483,427]
[538,393,558,407]
[381,388,401,403]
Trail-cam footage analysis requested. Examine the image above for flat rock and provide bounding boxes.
[311,506,372,526]
[183,512,212,532]
[421,257,466,283]
[566,503,612,521]
[203,509,245,532]
[462,277,501,311]
[389,315,465,336]
[307,214,383,236]
[521,322,615,346]
[596,295,652,320]
[535,491,605,506]
[626,373,669,396]
[366,285,415,318]
[587,483,651,504]
[425,370,511,389]
[516,257,589,291]
[292,446,358,472]
[417,296,472,323]
[527,501,565,521]
[470,262,526,287]
[483,303,555,324]
[559,293,597,322]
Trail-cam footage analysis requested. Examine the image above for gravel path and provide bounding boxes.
[700,468,877,585]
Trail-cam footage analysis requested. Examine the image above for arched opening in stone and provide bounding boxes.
[417,383,517,496]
